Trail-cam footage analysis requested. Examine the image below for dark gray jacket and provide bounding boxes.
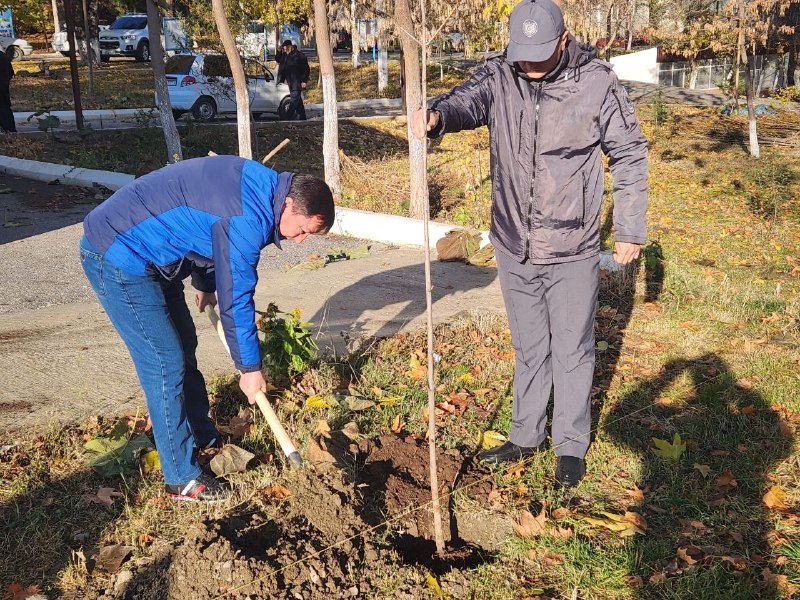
[428,37,648,263]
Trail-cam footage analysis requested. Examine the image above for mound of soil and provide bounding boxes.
[98,436,503,599]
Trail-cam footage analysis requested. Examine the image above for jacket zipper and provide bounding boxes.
[581,171,587,229]
[525,83,542,259]
[611,87,629,128]
[517,110,524,155]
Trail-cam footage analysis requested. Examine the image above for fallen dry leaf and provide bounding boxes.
[741,405,756,416]
[720,555,748,571]
[83,487,124,507]
[677,545,704,565]
[305,437,337,473]
[210,444,255,477]
[715,470,738,493]
[514,507,548,538]
[778,418,793,437]
[649,572,667,584]
[735,379,755,391]
[312,419,331,437]
[693,463,711,477]
[97,544,134,573]
[3,583,43,600]
[626,485,645,505]
[711,449,732,457]
[229,408,254,438]
[651,433,686,460]
[138,533,155,546]
[624,511,648,531]
[390,414,404,433]
[551,507,570,520]
[763,486,788,510]
[762,568,799,597]
[543,552,565,566]
[263,484,292,500]
[479,430,507,450]
[623,575,643,587]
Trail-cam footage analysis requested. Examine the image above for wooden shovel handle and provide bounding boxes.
[204,305,302,467]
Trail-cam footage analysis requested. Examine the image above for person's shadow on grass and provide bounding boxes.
[603,353,793,598]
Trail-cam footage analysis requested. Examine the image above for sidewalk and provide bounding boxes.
[0,245,502,438]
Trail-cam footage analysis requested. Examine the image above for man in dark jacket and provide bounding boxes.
[0,51,16,133]
[412,0,647,487]
[277,40,309,120]
[81,156,334,502]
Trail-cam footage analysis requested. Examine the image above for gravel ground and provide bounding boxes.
[0,173,373,314]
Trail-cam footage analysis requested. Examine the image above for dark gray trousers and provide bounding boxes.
[496,250,598,458]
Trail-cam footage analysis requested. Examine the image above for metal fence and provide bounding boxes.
[657,54,792,91]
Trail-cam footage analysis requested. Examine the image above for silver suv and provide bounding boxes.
[99,14,150,62]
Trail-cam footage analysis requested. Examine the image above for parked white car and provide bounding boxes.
[1,35,33,60]
[163,54,292,121]
[99,14,152,62]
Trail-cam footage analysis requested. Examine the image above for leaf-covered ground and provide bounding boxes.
[1,100,799,598]
[8,58,463,112]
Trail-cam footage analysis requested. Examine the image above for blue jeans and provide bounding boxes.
[80,236,219,485]
[286,88,306,120]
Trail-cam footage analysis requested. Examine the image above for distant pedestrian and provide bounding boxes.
[0,51,16,133]
[277,40,309,120]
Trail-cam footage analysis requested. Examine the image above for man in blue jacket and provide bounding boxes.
[80,155,334,502]
[412,0,647,486]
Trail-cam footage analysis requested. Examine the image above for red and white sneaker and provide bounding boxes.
[165,474,230,503]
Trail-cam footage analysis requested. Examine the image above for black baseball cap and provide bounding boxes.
[506,0,566,63]
[281,39,293,47]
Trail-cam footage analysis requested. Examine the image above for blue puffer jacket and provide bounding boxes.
[84,155,291,373]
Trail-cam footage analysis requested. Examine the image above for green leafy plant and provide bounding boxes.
[83,418,154,477]
[652,87,669,127]
[257,303,317,379]
[26,107,61,139]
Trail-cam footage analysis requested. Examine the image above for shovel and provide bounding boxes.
[204,305,303,467]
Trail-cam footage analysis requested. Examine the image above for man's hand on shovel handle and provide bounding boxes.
[195,291,217,312]
[240,370,268,405]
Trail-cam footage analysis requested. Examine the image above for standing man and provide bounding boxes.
[0,50,15,133]
[277,40,309,120]
[411,0,647,487]
[80,156,334,502]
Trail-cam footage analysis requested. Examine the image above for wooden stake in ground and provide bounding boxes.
[146,0,183,163]
[419,0,446,556]
[211,0,253,159]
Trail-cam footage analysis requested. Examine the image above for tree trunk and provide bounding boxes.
[376,0,388,94]
[64,0,84,129]
[688,57,698,89]
[351,0,360,68]
[51,0,62,33]
[604,3,614,61]
[418,0,446,557]
[738,0,759,158]
[400,48,407,113]
[211,0,253,159]
[81,0,94,95]
[146,0,183,164]
[788,39,797,86]
[395,0,426,219]
[313,0,341,195]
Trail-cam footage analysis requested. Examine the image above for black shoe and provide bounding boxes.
[555,456,586,488]
[479,441,541,465]
[165,473,231,503]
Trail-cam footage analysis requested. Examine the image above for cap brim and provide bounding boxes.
[506,36,560,64]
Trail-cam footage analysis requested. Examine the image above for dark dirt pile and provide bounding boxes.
[94,436,503,599]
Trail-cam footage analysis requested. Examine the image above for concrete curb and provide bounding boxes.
[14,98,403,124]
[14,108,150,124]
[0,154,481,249]
[0,156,135,191]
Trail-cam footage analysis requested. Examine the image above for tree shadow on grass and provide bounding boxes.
[0,430,146,596]
[603,354,793,598]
